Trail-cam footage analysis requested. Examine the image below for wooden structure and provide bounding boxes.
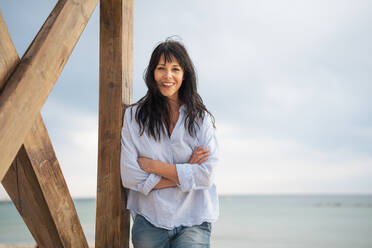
[0,0,132,247]
[96,0,132,247]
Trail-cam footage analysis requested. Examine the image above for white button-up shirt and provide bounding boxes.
[120,104,219,229]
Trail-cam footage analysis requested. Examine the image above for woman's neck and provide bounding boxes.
[165,98,181,137]
[167,98,181,114]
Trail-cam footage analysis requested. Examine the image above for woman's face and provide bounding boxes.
[154,55,184,102]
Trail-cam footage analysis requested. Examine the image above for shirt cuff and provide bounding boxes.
[142,173,161,195]
[176,163,194,192]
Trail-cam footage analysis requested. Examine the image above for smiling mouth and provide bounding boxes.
[162,82,175,86]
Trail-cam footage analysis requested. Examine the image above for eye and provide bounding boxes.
[156,66,165,70]
[173,68,181,71]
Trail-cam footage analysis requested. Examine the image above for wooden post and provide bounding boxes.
[0,10,91,247]
[0,0,98,181]
[96,0,133,247]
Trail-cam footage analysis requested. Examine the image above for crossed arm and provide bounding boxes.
[137,146,209,189]
[120,109,218,194]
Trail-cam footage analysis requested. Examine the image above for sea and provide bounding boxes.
[0,195,372,248]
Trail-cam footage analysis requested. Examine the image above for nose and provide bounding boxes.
[165,69,172,79]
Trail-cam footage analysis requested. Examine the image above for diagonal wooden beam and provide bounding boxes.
[0,0,98,181]
[3,147,64,247]
[95,0,132,247]
[0,10,89,247]
[0,13,17,91]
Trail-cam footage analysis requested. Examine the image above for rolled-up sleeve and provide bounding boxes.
[175,115,219,192]
[120,109,161,195]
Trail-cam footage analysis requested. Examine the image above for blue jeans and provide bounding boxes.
[132,214,211,248]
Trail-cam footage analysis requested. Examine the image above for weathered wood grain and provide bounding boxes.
[0,10,89,248]
[96,0,133,247]
[0,10,18,91]
[0,11,63,247]
[2,147,64,247]
[24,114,89,247]
[0,0,98,181]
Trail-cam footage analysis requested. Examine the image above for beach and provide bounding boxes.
[1,195,372,248]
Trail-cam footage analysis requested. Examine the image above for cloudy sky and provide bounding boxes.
[1,0,371,198]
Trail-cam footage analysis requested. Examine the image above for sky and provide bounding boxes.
[0,0,371,199]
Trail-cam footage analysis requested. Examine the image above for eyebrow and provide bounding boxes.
[157,63,181,67]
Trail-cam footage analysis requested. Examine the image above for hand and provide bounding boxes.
[188,146,209,165]
[137,157,155,173]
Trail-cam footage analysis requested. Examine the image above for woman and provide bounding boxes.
[120,39,219,248]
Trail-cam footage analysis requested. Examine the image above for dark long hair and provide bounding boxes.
[134,39,215,141]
